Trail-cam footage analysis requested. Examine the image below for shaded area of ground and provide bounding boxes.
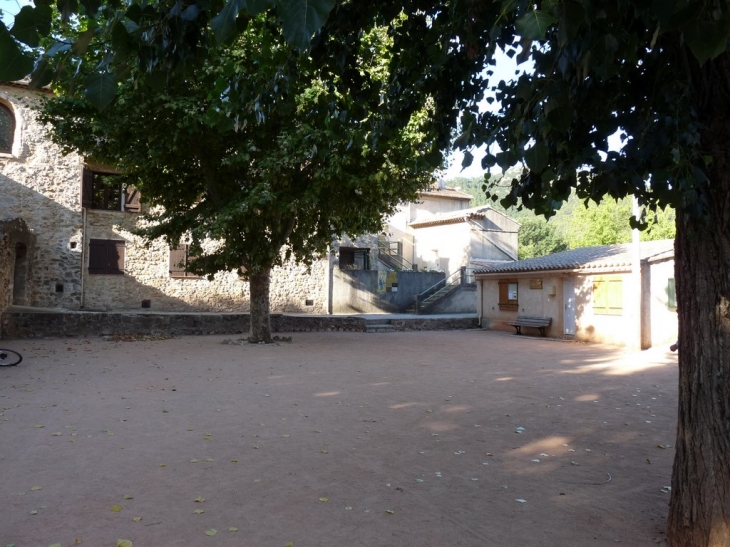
[0,330,677,546]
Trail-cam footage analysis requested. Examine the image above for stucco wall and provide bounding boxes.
[648,260,678,346]
[479,274,564,337]
[332,269,444,314]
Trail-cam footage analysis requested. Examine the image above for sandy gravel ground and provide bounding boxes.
[0,330,677,547]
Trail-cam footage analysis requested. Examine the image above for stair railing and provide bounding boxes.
[413,267,475,314]
[377,240,414,271]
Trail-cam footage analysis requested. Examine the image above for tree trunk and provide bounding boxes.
[667,67,730,546]
[248,268,273,344]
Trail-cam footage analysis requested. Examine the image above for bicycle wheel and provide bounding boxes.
[0,349,22,366]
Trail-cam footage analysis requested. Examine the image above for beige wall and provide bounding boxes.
[478,274,564,337]
[648,260,678,346]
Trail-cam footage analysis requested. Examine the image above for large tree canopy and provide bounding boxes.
[41,14,438,342]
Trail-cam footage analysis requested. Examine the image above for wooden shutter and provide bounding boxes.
[169,247,187,277]
[88,239,107,274]
[82,168,93,208]
[593,276,622,315]
[124,185,141,212]
[111,241,125,274]
[498,279,518,311]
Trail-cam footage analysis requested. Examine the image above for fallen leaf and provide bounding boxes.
[320,450,329,454]
[187,428,194,431]
[52,432,62,436]
[190,459,199,463]
[319,497,329,502]
[253,479,261,483]
[49,544,62,547]
[228,527,238,532]
[195,496,205,503]
[117,540,133,547]
[35,424,44,428]
[133,516,142,522]
[30,510,38,515]
[385,509,395,514]
[344,506,352,510]
[571,461,580,466]
[204,457,213,462]
[110,505,122,512]
[194,509,205,514]
[31,486,42,491]
[204,529,217,536]
[515,499,527,503]
[123,495,134,500]
[286,543,294,547]
[230,459,239,463]
[160,464,167,467]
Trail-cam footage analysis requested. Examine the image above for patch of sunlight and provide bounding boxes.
[423,421,459,433]
[574,394,601,402]
[513,436,572,455]
[369,382,391,387]
[314,391,341,397]
[496,377,514,382]
[441,405,472,413]
[389,402,424,410]
[561,359,670,376]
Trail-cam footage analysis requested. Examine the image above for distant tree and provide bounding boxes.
[565,196,633,248]
[518,219,568,260]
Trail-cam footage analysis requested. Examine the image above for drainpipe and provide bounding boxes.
[477,277,483,327]
[80,207,86,309]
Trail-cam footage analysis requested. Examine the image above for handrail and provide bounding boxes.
[377,240,413,271]
[413,267,476,314]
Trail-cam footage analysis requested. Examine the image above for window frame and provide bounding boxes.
[88,239,125,275]
[82,168,141,212]
[667,277,677,309]
[498,278,519,311]
[593,275,623,315]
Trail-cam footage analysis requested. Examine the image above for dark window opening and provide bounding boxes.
[169,244,200,278]
[55,283,64,293]
[339,247,370,270]
[141,299,151,308]
[0,103,15,154]
[305,299,314,306]
[88,239,125,275]
[82,168,141,212]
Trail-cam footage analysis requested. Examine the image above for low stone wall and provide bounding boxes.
[1,308,477,338]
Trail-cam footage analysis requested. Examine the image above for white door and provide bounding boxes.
[563,278,576,336]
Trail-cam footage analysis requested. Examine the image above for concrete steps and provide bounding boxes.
[365,319,395,333]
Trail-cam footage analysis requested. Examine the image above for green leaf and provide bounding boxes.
[545,91,572,134]
[524,144,549,173]
[10,5,51,47]
[247,0,276,15]
[682,15,730,65]
[116,540,134,547]
[211,0,246,45]
[72,26,96,56]
[204,528,217,536]
[461,150,474,169]
[515,10,556,40]
[279,0,334,51]
[85,72,118,110]
[29,57,54,88]
[0,25,34,81]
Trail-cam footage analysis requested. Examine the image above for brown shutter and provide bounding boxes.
[124,185,141,213]
[82,168,93,208]
[498,280,509,305]
[169,247,187,277]
[111,241,125,274]
[88,239,107,274]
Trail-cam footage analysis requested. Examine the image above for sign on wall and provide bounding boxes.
[529,279,543,289]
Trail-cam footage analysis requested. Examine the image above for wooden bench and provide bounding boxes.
[507,316,552,337]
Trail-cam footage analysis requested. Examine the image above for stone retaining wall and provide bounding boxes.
[1,309,477,338]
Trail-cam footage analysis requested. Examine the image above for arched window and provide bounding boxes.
[0,103,15,154]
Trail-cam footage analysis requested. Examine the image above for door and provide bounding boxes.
[563,278,576,336]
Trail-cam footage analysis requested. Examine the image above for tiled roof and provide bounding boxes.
[474,239,674,275]
[409,205,495,228]
[419,186,473,201]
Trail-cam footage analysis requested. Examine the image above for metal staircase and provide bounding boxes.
[377,240,414,271]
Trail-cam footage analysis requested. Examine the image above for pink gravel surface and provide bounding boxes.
[0,330,677,547]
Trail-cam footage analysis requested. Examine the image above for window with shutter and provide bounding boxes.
[169,245,200,278]
[498,279,518,311]
[593,276,623,315]
[81,168,142,212]
[88,239,125,274]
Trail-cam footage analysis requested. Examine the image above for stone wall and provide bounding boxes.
[0,85,85,311]
[1,308,478,339]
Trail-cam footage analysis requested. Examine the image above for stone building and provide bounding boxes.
[0,82,339,316]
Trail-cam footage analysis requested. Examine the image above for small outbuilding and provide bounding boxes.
[474,239,677,348]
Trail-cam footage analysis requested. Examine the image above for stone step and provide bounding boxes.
[365,323,396,333]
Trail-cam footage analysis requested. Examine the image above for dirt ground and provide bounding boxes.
[0,330,678,547]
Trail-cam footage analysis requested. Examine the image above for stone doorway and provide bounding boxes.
[12,242,28,306]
